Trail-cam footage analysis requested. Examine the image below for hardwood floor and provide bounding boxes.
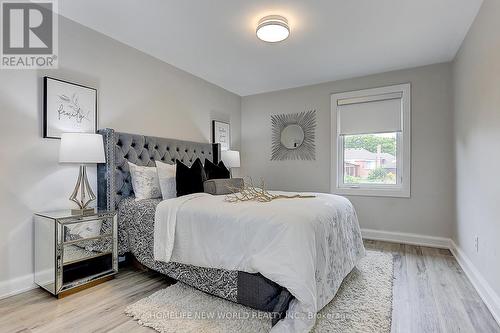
[0,241,498,333]
[363,240,500,333]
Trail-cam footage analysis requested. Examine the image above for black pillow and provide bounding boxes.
[176,158,207,197]
[204,159,230,180]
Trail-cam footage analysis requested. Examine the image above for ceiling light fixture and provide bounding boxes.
[256,15,290,43]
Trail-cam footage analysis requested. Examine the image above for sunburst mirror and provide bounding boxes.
[271,110,316,160]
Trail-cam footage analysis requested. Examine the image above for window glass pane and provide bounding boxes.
[343,133,397,185]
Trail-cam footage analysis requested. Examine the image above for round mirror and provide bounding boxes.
[280,124,305,149]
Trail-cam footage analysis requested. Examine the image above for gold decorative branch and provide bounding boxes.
[225,178,315,203]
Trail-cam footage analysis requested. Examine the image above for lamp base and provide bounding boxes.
[69,165,97,216]
[71,208,96,216]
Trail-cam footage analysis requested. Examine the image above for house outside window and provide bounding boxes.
[331,83,411,197]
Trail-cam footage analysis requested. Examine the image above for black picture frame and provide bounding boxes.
[43,76,98,139]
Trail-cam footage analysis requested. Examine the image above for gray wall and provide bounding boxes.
[0,16,241,296]
[241,63,455,238]
[453,0,500,297]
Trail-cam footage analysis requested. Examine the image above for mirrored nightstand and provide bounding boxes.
[34,210,118,298]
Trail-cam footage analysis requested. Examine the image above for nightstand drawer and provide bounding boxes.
[62,254,113,285]
[63,237,113,265]
[63,218,113,242]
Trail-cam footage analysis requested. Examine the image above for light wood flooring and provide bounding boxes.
[0,240,498,333]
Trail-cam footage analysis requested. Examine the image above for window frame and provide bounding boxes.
[331,83,411,198]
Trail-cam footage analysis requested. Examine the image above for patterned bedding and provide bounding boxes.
[118,197,239,301]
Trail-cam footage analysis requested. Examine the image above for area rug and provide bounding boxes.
[125,251,393,333]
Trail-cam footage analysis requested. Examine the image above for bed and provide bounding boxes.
[97,128,365,332]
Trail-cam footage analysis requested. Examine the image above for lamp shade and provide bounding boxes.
[59,133,105,164]
[221,150,240,168]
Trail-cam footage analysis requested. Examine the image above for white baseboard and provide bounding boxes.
[361,228,452,249]
[0,274,36,300]
[450,240,500,326]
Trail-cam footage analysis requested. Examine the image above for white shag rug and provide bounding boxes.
[126,251,393,333]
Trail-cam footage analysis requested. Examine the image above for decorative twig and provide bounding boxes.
[225,178,315,203]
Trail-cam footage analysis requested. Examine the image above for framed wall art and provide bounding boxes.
[43,76,98,139]
[212,120,230,151]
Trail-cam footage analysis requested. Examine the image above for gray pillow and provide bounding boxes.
[204,178,244,195]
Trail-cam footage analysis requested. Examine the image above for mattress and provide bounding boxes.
[117,197,292,319]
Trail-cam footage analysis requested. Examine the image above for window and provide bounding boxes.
[331,84,410,197]
[343,132,398,185]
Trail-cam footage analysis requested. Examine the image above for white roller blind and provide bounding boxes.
[337,94,402,135]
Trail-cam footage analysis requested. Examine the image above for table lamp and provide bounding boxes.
[59,133,105,215]
[221,150,240,178]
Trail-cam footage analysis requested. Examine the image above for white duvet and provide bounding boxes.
[154,192,365,333]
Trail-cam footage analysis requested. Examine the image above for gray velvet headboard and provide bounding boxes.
[97,128,220,211]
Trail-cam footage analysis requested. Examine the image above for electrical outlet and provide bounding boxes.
[475,236,479,253]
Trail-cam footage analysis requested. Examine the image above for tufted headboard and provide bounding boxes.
[97,128,220,211]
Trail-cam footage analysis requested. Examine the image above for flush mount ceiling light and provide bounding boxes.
[256,15,290,43]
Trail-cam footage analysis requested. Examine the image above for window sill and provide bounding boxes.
[333,186,410,198]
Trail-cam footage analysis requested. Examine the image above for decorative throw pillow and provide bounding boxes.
[128,162,162,201]
[176,158,207,197]
[204,159,230,180]
[204,178,244,195]
[156,160,177,200]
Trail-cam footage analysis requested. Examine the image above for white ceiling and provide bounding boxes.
[59,0,482,96]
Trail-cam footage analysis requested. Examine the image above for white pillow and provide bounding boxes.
[156,160,177,199]
[128,162,162,201]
